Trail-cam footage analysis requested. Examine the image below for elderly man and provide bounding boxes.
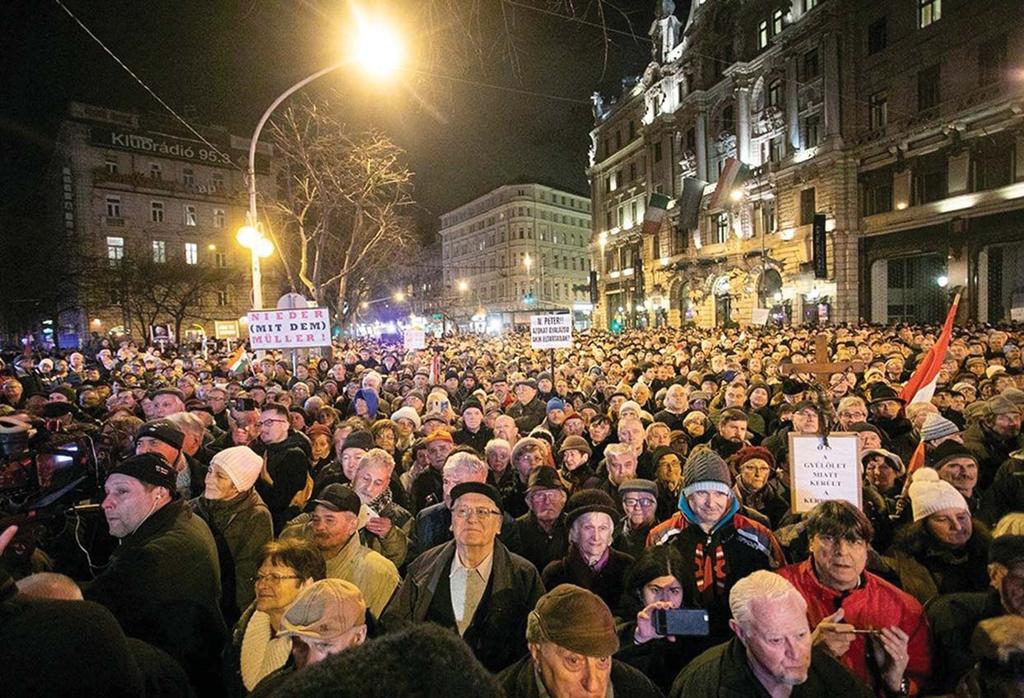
[498,584,661,698]
[511,467,569,572]
[281,484,399,617]
[648,446,782,645]
[493,413,521,447]
[926,441,982,514]
[670,571,873,697]
[151,387,186,417]
[779,500,931,696]
[654,384,688,431]
[616,415,652,479]
[166,411,211,492]
[613,478,659,558]
[250,579,369,695]
[351,449,413,568]
[453,398,493,455]
[963,395,1022,490]
[927,534,1024,692]
[410,430,455,513]
[85,453,225,694]
[596,443,639,513]
[508,378,547,433]
[382,482,545,672]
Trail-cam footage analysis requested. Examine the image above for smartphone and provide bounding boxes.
[652,608,710,637]
[850,628,882,635]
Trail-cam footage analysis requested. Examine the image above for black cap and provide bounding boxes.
[312,484,361,515]
[41,402,75,418]
[515,378,538,391]
[461,398,483,415]
[564,489,619,527]
[449,482,503,512]
[136,419,185,451]
[108,453,177,495]
[341,430,374,453]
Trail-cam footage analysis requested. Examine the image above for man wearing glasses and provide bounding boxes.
[253,402,311,532]
[382,481,545,673]
[613,479,659,558]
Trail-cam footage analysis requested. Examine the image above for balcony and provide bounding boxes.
[92,169,242,202]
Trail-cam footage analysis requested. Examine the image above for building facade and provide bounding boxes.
[439,183,593,328]
[48,101,276,345]
[589,0,1024,329]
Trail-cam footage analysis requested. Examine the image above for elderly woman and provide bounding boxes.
[541,489,635,614]
[506,436,548,518]
[729,446,789,528]
[191,445,274,625]
[883,468,992,603]
[307,424,334,475]
[351,448,413,568]
[861,447,904,511]
[224,538,326,696]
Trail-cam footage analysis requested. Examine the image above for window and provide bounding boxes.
[869,92,888,129]
[804,114,821,148]
[105,195,121,218]
[973,143,1013,191]
[760,200,776,233]
[104,156,118,174]
[212,173,225,190]
[106,236,124,265]
[912,153,947,204]
[629,162,637,182]
[919,0,941,28]
[802,48,820,80]
[183,205,197,226]
[804,0,818,10]
[772,9,784,35]
[867,17,887,55]
[150,163,162,179]
[758,20,769,50]
[917,65,941,111]
[770,136,784,163]
[800,188,816,226]
[213,209,225,228]
[713,214,729,244]
[721,104,735,133]
[685,128,696,152]
[184,242,198,265]
[653,142,663,162]
[152,240,166,263]
[182,167,194,186]
[767,81,782,108]
[862,169,893,216]
[215,252,226,268]
[147,201,164,223]
[216,288,229,307]
[978,34,1007,85]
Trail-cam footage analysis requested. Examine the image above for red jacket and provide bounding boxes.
[779,559,932,695]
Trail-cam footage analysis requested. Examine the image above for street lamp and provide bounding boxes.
[457,280,469,293]
[241,12,404,309]
[393,290,406,302]
[236,225,274,308]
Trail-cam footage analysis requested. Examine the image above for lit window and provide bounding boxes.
[758,20,769,49]
[184,205,197,226]
[215,252,226,268]
[216,288,229,306]
[213,209,225,228]
[152,240,166,263]
[714,214,729,244]
[919,0,940,28]
[106,236,124,265]
[772,10,784,35]
[805,0,818,10]
[185,242,198,265]
[151,201,164,223]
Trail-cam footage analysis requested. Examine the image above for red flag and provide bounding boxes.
[900,292,960,405]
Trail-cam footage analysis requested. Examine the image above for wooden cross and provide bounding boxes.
[779,333,864,388]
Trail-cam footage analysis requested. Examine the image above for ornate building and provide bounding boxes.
[588,0,1024,329]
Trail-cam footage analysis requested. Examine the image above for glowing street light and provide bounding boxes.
[351,14,405,78]
[236,225,274,307]
[393,290,406,302]
[457,280,469,293]
[936,275,949,288]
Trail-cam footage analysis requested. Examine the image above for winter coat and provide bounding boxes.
[778,558,932,695]
[509,511,568,573]
[669,636,872,698]
[981,450,1024,525]
[452,425,494,456]
[881,520,991,603]
[542,545,635,614]
[507,397,547,433]
[962,422,1023,490]
[498,654,662,698]
[83,499,226,696]
[612,517,654,559]
[381,539,545,672]
[926,589,1005,693]
[252,439,310,533]
[190,489,274,625]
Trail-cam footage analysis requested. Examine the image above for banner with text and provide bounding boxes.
[404,329,426,350]
[788,432,862,513]
[247,308,331,349]
[530,312,573,349]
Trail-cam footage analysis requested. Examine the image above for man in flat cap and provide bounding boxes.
[84,453,226,695]
[382,481,544,672]
[509,379,547,434]
[497,584,661,697]
[963,395,1022,490]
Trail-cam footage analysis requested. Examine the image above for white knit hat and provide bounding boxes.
[391,406,421,430]
[619,400,643,417]
[210,446,263,492]
[909,468,968,521]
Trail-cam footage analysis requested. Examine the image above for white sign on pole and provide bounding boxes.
[247,308,331,349]
[788,432,862,513]
[1011,307,1024,321]
[404,329,426,350]
[751,308,770,326]
[530,312,573,349]
[214,321,239,339]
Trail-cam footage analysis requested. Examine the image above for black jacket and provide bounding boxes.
[252,439,310,533]
[83,499,226,696]
[925,588,1005,692]
[508,398,547,433]
[381,539,544,672]
[541,545,634,615]
[510,512,568,573]
[498,654,662,698]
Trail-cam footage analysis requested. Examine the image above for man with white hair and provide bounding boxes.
[670,571,872,697]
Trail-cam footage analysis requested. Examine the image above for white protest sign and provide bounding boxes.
[1011,307,1024,322]
[751,308,770,326]
[247,308,332,349]
[788,432,862,513]
[404,329,426,350]
[530,312,573,349]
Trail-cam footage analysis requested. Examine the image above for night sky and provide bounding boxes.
[2,0,654,236]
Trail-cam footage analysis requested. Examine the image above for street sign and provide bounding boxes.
[789,433,862,514]
[530,312,573,349]
[432,313,443,321]
[247,308,331,349]
[214,320,239,339]
[812,213,828,279]
[404,329,426,350]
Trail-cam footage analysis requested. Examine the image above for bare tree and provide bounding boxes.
[265,98,416,326]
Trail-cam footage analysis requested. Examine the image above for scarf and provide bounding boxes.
[239,610,291,691]
[367,487,394,517]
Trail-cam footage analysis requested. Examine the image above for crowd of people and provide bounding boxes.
[1,321,1023,697]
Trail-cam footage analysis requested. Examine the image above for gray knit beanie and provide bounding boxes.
[682,447,732,497]
[919,413,960,442]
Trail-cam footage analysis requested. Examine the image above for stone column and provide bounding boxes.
[823,34,841,137]
[735,77,752,164]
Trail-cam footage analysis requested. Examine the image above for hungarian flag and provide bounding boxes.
[900,291,961,405]
[227,344,249,373]
[642,193,672,237]
[709,158,749,209]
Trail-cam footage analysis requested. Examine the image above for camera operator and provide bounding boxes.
[83,452,226,695]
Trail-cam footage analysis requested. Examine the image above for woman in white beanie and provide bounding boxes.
[882,467,991,604]
[191,445,274,625]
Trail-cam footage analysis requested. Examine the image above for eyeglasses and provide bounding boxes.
[622,497,657,509]
[452,506,502,520]
[252,573,300,585]
[257,419,287,427]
